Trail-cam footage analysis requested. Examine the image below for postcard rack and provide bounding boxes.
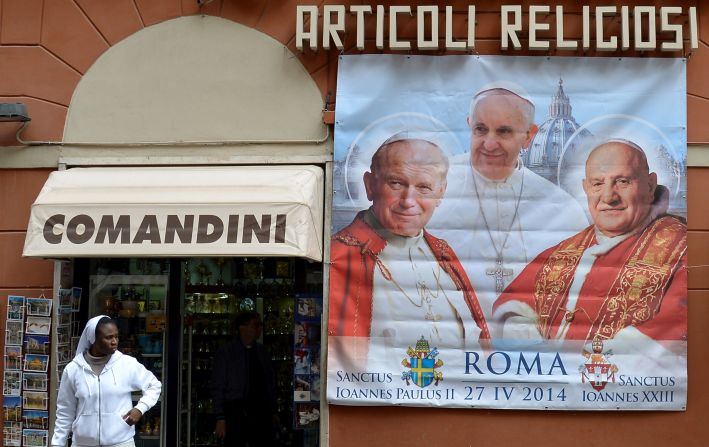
[3,288,81,447]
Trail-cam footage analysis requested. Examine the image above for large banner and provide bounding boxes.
[327,55,687,410]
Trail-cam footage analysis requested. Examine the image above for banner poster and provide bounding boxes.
[327,55,687,410]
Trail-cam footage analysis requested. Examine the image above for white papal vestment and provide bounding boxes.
[429,154,589,335]
[368,230,482,352]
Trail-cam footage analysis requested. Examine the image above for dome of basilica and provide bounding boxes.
[523,79,592,184]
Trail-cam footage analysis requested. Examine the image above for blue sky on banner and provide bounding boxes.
[333,55,686,163]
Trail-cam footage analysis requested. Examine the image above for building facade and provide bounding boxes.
[1,1,708,446]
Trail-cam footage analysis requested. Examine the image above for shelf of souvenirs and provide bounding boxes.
[187,358,216,373]
[186,276,294,294]
[183,257,294,286]
[119,334,165,358]
[122,349,165,363]
[183,294,237,315]
[93,276,168,319]
[183,291,295,316]
[135,414,161,438]
[183,313,294,337]
[190,339,227,352]
[184,320,232,336]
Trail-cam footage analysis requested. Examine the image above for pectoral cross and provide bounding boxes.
[425,311,442,322]
[418,280,442,322]
[486,258,513,293]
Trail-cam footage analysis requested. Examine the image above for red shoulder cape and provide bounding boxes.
[328,211,490,344]
[494,215,687,341]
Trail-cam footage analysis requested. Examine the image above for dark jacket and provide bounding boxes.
[209,338,276,419]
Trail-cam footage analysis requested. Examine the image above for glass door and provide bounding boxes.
[87,259,170,447]
[178,257,324,447]
[180,291,237,447]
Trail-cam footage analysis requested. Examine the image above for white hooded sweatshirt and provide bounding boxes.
[51,315,162,447]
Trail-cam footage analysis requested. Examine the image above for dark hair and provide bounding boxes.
[235,311,260,327]
[95,316,116,337]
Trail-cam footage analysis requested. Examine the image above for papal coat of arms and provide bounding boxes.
[579,339,619,391]
[401,336,443,388]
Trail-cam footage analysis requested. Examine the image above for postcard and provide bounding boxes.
[58,289,72,307]
[57,364,66,381]
[5,320,23,346]
[23,392,48,411]
[56,325,71,345]
[23,428,49,447]
[3,420,22,446]
[57,345,72,364]
[294,375,311,402]
[23,354,49,373]
[25,317,50,336]
[3,371,22,395]
[7,296,25,320]
[3,396,22,421]
[71,336,80,352]
[23,410,49,430]
[25,298,52,317]
[58,307,73,325]
[71,287,82,310]
[24,335,50,355]
[23,373,48,392]
[4,346,22,370]
[295,322,320,348]
[295,403,320,429]
[294,348,311,375]
[296,296,322,320]
[311,376,321,401]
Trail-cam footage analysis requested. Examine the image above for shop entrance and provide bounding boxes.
[77,257,323,447]
[180,257,323,447]
[22,164,327,447]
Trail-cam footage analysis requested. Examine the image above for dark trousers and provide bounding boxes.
[224,400,275,447]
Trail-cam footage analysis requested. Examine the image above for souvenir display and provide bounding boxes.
[3,292,63,446]
[292,294,322,431]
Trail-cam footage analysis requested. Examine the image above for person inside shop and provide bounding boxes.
[493,139,687,350]
[329,133,490,352]
[52,315,162,447]
[430,81,588,333]
[210,311,278,446]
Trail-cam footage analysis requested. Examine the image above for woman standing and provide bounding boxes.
[51,315,162,447]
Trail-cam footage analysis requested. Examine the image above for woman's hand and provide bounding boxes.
[122,408,143,426]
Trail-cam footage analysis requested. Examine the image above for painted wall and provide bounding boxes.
[1,1,707,446]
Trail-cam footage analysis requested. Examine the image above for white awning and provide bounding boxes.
[23,166,324,261]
